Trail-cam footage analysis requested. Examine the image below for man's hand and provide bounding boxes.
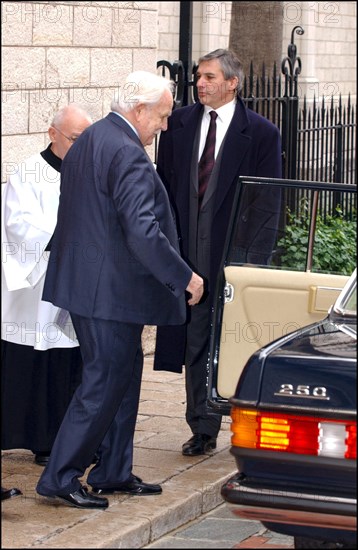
[186,272,204,306]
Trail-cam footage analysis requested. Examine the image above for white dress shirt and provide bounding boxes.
[198,99,236,161]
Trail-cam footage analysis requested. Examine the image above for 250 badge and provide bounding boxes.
[275,384,329,400]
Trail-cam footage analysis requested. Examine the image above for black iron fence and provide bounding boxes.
[157,26,356,192]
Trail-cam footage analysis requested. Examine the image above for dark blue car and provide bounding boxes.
[207,177,357,548]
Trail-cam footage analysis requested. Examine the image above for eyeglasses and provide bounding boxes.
[51,126,79,144]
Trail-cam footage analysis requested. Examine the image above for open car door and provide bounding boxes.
[207,176,357,414]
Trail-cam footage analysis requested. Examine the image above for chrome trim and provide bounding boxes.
[273,393,330,400]
[227,484,355,505]
[332,269,356,315]
[339,324,357,339]
[225,485,356,530]
[227,503,356,531]
[306,190,319,272]
[316,286,346,292]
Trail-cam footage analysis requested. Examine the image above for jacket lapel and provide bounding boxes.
[213,99,251,215]
[171,101,253,216]
[172,104,203,177]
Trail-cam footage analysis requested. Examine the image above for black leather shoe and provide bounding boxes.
[52,486,108,509]
[1,486,22,500]
[92,475,162,496]
[34,453,50,466]
[182,434,217,456]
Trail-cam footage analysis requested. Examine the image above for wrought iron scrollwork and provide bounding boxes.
[157,59,185,108]
[157,59,199,108]
[281,26,304,97]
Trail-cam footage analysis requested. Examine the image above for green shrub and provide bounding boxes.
[276,203,356,275]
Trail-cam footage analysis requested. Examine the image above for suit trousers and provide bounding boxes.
[185,299,221,438]
[36,315,144,496]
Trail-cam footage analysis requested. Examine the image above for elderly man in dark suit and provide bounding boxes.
[36,71,204,509]
[154,49,282,457]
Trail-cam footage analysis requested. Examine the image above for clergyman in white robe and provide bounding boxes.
[1,146,82,457]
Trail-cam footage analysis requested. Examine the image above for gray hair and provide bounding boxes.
[111,71,175,113]
[198,49,244,93]
[51,103,92,127]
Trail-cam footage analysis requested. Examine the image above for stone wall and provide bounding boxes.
[157,1,356,103]
[157,1,232,64]
[2,1,159,181]
[2,1,356,182]
[281,1,357,101]
[1,1,161,353]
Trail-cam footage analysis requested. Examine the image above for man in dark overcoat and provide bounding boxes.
[154,49,282,456]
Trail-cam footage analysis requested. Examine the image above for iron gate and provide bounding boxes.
[157,26,356,190]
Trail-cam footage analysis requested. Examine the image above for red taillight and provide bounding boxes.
[231,408,356,459]
[259,415,319,454]
[345,423,357,459]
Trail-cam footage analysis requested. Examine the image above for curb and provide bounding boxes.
[2,448,236,548]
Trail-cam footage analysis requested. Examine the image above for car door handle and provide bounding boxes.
[308,286,343,313]
[224,282,235,303]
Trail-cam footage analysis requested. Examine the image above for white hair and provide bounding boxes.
[51,103,92,127]
[111,71,175,113]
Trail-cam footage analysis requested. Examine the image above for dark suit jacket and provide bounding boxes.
[42,113,192,326]
[154,97,282,371]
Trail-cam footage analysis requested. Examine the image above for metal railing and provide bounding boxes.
[157,26,356,190]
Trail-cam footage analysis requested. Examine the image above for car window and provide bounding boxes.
[226,180,356,276]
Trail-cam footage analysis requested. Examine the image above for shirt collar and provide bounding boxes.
[204,98,236,122]
[111,111,139,138]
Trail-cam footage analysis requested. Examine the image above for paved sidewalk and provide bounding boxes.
[1,356,292,549]
[144,502,294,549]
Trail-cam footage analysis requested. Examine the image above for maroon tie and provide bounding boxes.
[198,110,218,209]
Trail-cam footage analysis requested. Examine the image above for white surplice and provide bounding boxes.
[1,152,78,350]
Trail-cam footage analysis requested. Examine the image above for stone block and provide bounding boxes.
[1,90,29,135]
[1,2,33,45]
[1,134,46,182]
[33,3,73,45]
[29,93,68,133]
[46,47,90,88]
[74,4,112,46]
[2,47,45,89]
[90,48,132,87]
[133,48,158,72]
[141,10,158,47]
[112,7,141,47]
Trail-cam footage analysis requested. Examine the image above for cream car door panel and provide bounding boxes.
[217,266,348,399]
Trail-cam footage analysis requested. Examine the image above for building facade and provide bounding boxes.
[1,1,357,181]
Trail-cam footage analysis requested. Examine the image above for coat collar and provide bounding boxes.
[106,112,143,148]
[173,98,252,215]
